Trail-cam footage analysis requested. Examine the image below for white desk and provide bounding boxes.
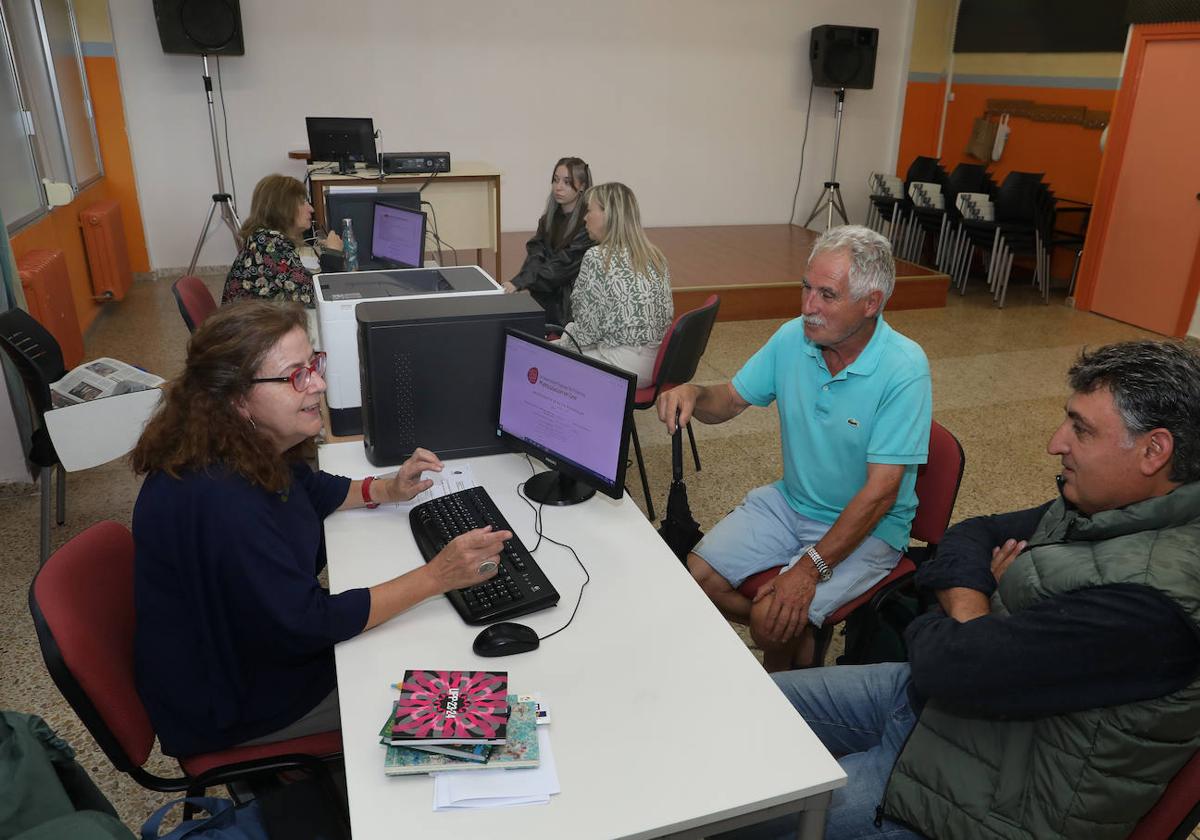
[319,442,845,839]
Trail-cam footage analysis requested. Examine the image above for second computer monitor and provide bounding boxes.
[371,203,426,269]
[496,328,636,506]
[305,116,377,174]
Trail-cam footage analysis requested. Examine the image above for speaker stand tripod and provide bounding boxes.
[804,87,850,230]
[187,53,241,276]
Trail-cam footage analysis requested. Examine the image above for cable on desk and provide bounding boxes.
[421,200,459,266]
[517,455,589,642]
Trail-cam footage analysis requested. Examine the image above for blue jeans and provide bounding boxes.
[715,664,925,840]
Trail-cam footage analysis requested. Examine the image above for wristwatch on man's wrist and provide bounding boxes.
[804,544,832,582]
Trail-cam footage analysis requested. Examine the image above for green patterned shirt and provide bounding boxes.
[569,245,673,348]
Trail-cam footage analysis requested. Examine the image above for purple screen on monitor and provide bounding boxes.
[371,203,425,267]
[498,333,630,484]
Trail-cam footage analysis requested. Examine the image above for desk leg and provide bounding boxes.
[794,790,831,840]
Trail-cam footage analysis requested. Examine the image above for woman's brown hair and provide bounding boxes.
[130,300,311,492]
[237,175,308,244]
[540,157,592,249]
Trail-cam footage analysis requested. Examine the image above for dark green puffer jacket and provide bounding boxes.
[884,482,1200,840]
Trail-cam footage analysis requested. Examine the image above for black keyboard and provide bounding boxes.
[409,487,559,625]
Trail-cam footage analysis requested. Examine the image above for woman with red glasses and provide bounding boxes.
[128,300,508,757]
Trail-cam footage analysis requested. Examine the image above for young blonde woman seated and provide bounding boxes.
[558,182,674,387]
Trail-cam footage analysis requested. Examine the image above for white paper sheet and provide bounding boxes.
[432,728,559,810]
[337,464,478,519]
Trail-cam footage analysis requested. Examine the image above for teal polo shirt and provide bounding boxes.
[731,316,932,550]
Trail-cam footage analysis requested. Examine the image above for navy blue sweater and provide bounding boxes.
[133,462,369,757]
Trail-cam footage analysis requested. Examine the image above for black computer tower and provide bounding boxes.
[357,295,546,466]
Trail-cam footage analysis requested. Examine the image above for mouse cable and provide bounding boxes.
[515,456,590,642]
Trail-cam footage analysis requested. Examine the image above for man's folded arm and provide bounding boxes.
[916,502,1052,595]
[906,583,1200,718]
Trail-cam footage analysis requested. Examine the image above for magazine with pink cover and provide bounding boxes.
[391,670,509,745]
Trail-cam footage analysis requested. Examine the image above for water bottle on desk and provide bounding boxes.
[342,218,358,272]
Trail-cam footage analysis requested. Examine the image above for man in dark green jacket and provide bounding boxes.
[726,340,1200,840]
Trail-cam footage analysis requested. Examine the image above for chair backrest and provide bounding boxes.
[1128,748,1200,840]
[0,307,66,414]
[171,275,218,333]
[650,294,721,393]
[904,156,947,191]
[910,421,966,547]
[28,521,158,774]
[993,171,1046,224]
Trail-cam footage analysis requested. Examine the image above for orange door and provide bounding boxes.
[1078,28,1200,336]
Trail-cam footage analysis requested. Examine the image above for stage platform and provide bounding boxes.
[495,224,949,322]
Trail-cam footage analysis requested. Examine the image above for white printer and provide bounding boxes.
[314,265,504,436]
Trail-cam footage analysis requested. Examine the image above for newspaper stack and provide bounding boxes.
[50,358,164,409]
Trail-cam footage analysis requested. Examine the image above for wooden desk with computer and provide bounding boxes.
[308,162,502,278]
[316,328,845,839]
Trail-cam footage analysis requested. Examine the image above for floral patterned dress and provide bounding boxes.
[222,228,315,307]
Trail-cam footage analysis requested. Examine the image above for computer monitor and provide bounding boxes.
[323,184,419,252]
[306,117,377,174]
[496,329,636,506]
[371,203,426,269]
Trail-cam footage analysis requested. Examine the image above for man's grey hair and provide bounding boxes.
[1068,340,1200,483]
[808,224,896,305]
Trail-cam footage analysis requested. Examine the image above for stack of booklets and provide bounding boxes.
[380,669,540,776]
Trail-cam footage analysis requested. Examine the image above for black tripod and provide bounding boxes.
[804,87,850,230]
[187,54,241,275]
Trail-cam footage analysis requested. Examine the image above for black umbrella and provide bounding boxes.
[658,411,703,563]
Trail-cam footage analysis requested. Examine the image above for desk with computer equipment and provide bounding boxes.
[309,163,501,274]
[317,329,845,839]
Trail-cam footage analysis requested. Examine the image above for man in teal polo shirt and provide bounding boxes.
[658,225,931,670]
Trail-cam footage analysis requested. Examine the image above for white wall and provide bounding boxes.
[108,0,914,270]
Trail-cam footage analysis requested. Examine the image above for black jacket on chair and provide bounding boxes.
[511,214,592,326]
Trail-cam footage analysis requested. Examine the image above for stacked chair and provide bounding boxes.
[865,156,947,262]
[943,170,1054,307]
[911,163,996,277]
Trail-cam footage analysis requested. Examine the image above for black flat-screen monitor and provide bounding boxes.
[371,203,426,268]
[323,184,419,252]
[306,117,377,174]
[496,329,636,506]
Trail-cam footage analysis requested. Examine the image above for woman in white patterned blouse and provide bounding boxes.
[559,182,674,387]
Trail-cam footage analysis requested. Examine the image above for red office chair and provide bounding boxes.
[171,275,218,333]
[28,521,343,810]
[629,294,721,520]
[737,420,965,668]
[1128,748,1200,840]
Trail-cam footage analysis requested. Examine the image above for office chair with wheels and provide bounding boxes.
[628,294,720,521]
[28,521,344,816]
[736,420,965,668]
[0,308,68,565]
[172,275,218,333]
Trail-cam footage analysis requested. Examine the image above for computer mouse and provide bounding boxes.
[473,622,541,657]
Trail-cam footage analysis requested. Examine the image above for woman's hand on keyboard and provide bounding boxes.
[429,527,510,592]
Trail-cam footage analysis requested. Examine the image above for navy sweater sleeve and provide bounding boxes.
[293,462,351,518]
[134,467,369,755]
[906,583,1200,718]
[916,502,1052,596]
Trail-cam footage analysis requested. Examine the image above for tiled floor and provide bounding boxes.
[1,271,1189,834]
